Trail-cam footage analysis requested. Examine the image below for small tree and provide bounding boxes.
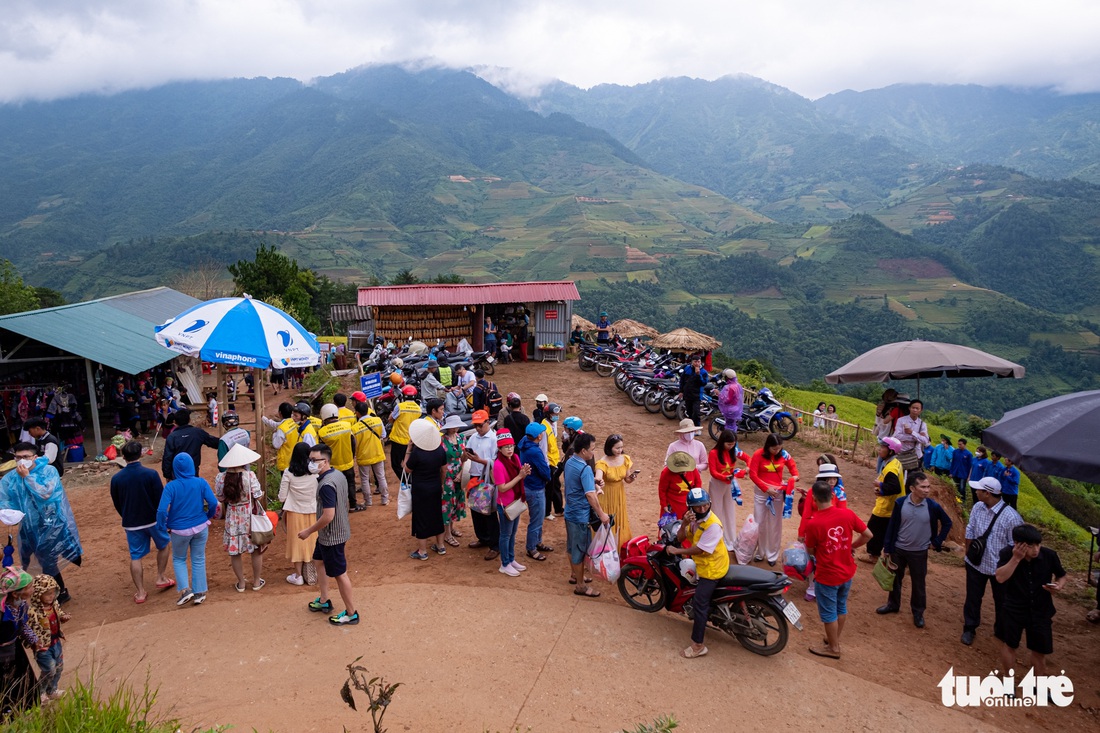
[0,260,40,315]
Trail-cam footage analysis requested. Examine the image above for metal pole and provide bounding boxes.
[84,359,103,455]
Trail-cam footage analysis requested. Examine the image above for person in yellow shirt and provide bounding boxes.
[291,402,319,449]
[351,400,388,505]
[262,403,298,472]
[541,403,563,520]
[863,436,906,564]
[389,385,422,478]
[666,487,729,659]
[318,404,362,512]
[333,393,357,426]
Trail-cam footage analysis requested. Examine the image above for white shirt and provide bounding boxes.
[892,415,930,452]
[465,431,498,477]
[691,514,723,553]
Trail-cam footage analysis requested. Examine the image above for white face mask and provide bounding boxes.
[17,458,35,469]
[307,461,320,474]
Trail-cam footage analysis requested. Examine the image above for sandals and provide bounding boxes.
[451,529,462,537]
[234,581,247,593]
[568,576,593,585]
[252,579,265,591]
[526,550,547,561]
[134,594,147,604]
[350,504,367,513]
[430,544,447,555]
[444,536,460,547]
[155,579,176,590]
[535,544,554,553]
[680,645,708,658]
[809,645,841,659]
[573,585,601,598]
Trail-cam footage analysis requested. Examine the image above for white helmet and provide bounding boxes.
[678,558,699,585]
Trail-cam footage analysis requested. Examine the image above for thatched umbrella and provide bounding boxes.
[651,327,722,352]
[572,314,596,332]
[611,318,659,340]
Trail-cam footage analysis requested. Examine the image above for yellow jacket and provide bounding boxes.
[318,420,355,472]
[873,457,906,518]
[338,406,357,426]
[390,401,422,446]
[692,512,729,580]
[274,417,298,471]
[351,414,385,465]
[542,420,560,466]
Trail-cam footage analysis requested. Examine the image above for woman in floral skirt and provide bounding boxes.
[214,444,266,593]
[440,416,468,548]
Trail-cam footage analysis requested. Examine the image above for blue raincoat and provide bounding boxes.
[0,458,82,574]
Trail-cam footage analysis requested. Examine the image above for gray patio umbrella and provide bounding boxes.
[982,390,1100,482]
[824,339,1024,395]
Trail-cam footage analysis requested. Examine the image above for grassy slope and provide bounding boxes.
[776,387,1092,549]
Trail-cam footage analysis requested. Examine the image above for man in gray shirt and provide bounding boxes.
[299,443,358,626]
[878,471,953,628]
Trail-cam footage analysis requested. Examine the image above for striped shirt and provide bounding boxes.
[317,469,351,546]
[964,500,1022,575]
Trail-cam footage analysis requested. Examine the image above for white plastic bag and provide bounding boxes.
[734,514,759,565]
[586,523,621,583]
[396,471,413,520]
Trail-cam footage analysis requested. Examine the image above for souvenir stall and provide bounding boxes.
[357,281,579,362]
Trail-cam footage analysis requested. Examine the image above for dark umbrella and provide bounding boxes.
[981,390,1100,483]
[824,339,1025,396]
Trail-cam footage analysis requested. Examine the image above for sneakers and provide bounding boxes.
[177,590,195,606]
[308,597,334,613]
[192,593,207,605]
[49,689,64,701]
[499,564,520,577]
[286,573,304,586]
[546,513,557,520]
[510,560,527,572]
[329,610,360,626]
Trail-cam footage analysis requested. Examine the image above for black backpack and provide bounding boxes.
[482,380,503,416]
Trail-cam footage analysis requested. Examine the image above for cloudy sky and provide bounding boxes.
[2,0,1099,103]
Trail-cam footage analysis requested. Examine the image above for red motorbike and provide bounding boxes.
[616,521,803,656]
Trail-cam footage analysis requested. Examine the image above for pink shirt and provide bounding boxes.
[493,459,519,506]
[666,436,708,472]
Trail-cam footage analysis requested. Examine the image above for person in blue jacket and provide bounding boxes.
[156,453,219,607]
[930,436,954,476]
[968,446,992,504]
[922,444,935,471]
[999,457,1021,511]
[985,451,1007,484]
[948,438,974,502]
[519,422,553,562]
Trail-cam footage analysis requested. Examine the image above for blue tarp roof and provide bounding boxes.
[0,287,201,374]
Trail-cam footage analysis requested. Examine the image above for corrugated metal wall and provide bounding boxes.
[533,301,572,360]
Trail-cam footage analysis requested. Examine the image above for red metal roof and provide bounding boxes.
[358,281,580,307]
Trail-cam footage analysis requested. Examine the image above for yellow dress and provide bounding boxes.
[595,456,633,546]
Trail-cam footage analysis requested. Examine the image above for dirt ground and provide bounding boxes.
[49,362,1100,731]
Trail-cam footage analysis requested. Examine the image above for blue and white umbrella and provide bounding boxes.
[154,295,320,369]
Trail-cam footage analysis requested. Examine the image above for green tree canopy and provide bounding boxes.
[0,261,40,315]
[228,244,317,329]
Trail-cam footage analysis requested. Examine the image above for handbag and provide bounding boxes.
[872,555,898,592]
[250,497,275,547]
[396,470,413,520]
[586,523,621,583]
[966,506,1003,566]
[467,478,496,516]
[503,498,527,520]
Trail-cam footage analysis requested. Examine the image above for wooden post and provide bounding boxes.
[852,425,861,460]
[215,364,228,434]
[254,367,267,493]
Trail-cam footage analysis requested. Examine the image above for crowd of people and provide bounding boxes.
[0,367,1093,719]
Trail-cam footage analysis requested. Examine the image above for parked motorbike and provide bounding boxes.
[707,386,798,441]
[617,520,802,656]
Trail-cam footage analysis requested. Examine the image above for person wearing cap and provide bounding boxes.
[802,480,873,660]
[493,430,532,576]
[748,434,799,565]
[263,403,298,472]
[216,411,251,474]
[961,476,1023,646]
[214,444,266,593]
[318,404,362,512]
[279,443,318,586]
[659,451,702,520]
[717,369,743,435]
[440,415,469,548]
[541,404,563,520]
[420,360,445,402]
[333,393,357,426]
[797,459,847,601]
[110,441,173,604]
[863,436,905,563]
[878,471,953,627]
[0,567,38,715]
[462,410,500,560]
[665,418,708,473]
[389,386,422,478]
[519,422,553,561]
[351,401,388,506]
[596,312,610,345]
[502,394,530,440]
[161,408,220,481]
[666,487,727,658]
[532,394,550,425]
[677,354,709,425]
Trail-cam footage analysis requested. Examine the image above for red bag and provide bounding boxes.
[104,445,118,460]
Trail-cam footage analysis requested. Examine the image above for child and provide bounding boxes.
[207,391,219,429]
[812,402,826,429]
[0,568,38,715]
[28,575,63,703]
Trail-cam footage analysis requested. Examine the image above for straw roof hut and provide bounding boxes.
[650,327,722,352]
[610,318,659,339]
[572,314,596,332]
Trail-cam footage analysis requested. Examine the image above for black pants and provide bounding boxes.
[691,577,719,645]
[343,468,358,507]
[888,547,928,615]
[684,399,700,425]
[390,442,408,480]
[963,562,1005,638]
[471,506,499,550]
[866,515,891,557]
[546,466,564,514]
[1002,493,1018,510]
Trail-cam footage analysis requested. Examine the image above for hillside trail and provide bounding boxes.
[56,362,1099,732]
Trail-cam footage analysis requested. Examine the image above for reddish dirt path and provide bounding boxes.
[55,363,1100,731]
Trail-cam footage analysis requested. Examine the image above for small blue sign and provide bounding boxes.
[360,372,383,399]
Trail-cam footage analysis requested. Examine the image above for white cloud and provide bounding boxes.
[1,0,1099,102]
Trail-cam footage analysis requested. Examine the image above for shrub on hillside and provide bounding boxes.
[1028,473,1100,532]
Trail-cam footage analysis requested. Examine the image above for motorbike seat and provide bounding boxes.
[717,565,782,587]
